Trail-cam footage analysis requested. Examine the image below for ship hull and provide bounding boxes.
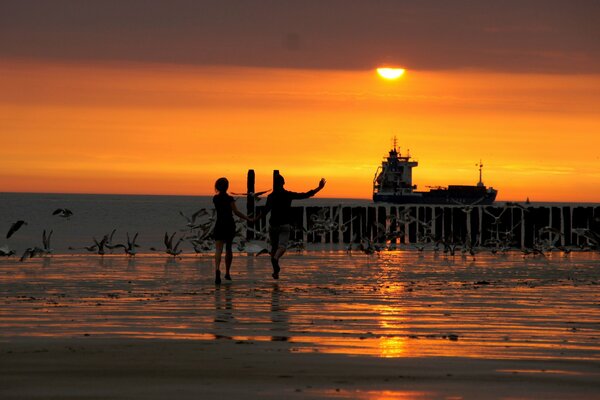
[373,186,497,205]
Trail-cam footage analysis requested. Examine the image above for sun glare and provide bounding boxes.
[377,67,405,80]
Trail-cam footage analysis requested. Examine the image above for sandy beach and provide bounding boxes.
[1,251,599,399]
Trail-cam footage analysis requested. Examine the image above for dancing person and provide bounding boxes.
[213,177,253,285]
[260,175,326,279]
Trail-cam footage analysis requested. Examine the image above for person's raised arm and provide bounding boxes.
[315,178,326,193]
[290,178,326,200]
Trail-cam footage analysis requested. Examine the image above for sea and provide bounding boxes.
[0,192,371,254]
[1,192,597,256]
[2,192,599,365]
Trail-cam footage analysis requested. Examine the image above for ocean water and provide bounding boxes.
[0,192,370,255]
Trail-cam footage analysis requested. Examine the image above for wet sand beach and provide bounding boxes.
[1,251,599,399]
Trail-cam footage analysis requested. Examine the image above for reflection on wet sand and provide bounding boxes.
[214,285,234,322]
[1,252,599,362]
[310,389,431,400]
[270,283,289,342]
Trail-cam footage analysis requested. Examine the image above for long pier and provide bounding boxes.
[245,171,600,249]
[250,203,600,249]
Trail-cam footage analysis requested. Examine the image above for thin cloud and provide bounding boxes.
[0,0,599,73]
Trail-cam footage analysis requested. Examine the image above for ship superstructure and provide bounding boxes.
[373,140,497,204]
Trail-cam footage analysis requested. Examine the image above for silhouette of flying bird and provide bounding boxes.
[42,229,53,255]
[6,220,27,239]
[232,189,271,203]
[52,208,73,218]
[179,209,209,229]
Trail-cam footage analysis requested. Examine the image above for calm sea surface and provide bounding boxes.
[1,192,598,255]
[0,193,371,254]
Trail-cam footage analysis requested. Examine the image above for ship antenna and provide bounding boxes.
[477,160,484,187]
[393,136,398,151]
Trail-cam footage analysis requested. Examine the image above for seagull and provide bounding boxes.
[179,209,209,230]
[505,202,529,212]
[0,245,15,257]
[232,189,271,203]
[7,220,27,239]
[93,235,109,255]
[104,229,121,251]
[42,229,53,255]
[572,228,600,249]
[19,247,44,262]
[52,208,73,218]
[164,232,184,256]
[255,248,270,257]
[484,206,508,224]
[121,232,140,256]
[68,243,98,253]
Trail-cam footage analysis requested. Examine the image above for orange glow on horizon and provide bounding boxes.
[1,59,599,202]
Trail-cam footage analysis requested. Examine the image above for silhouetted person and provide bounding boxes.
[213,177,252,285]
[261,175,326,279]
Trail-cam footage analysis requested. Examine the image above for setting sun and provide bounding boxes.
[377,67,406,80]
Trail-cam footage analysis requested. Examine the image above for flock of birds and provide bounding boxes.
[1,202,599,262]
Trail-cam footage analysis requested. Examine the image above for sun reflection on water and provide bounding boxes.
[1,251,599,361]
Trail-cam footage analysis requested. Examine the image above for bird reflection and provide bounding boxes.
[127,257,137,271]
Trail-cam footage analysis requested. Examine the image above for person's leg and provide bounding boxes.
[271,225,290,279]
[214,240,224,284]
[269,226,279,258]
[273,246,286,260]
[224,240,233,280]
[269,226,281,279]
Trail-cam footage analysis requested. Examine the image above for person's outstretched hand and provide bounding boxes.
[318,178,326,190]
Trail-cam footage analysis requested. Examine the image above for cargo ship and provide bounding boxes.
[373,140,497,204]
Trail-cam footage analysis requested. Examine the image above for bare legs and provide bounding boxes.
[214,240,233,285]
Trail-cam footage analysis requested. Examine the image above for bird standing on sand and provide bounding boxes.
[124,232,140,256]
[93,235,109,255]
[162,232,184,257]
[7,220,27,239]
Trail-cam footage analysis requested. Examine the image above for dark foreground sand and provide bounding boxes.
[2,337,600,400]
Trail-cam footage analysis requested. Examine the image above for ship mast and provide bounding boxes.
[477,160,484,187]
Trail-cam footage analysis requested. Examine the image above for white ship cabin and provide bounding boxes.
[373,146,418,195]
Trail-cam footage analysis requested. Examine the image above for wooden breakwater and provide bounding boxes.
[247,204,600,249]
[243,170,599,249]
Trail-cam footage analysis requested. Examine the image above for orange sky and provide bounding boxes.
[1,59,599,201]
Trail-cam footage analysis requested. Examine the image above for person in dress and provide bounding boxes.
[213,177,253,285]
